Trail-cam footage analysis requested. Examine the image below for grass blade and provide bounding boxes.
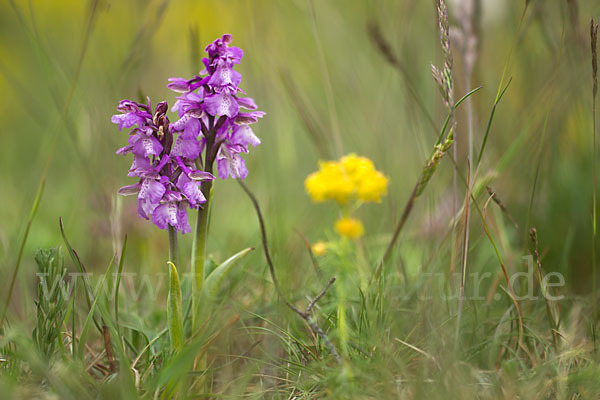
[0,177,45,331]
[202,248,254,300]
[114,235,128,326]
[167,262,184,352]
[78,258,114,360]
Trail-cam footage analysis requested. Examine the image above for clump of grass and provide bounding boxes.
[32,247,71,360]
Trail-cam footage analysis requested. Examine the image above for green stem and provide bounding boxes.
[191,116,216,332]
[191,180,212,331]
[336,283,348,357]
[168,225,179,268]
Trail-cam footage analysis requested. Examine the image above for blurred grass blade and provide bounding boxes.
[0,177,45,330]
[114,235,128,325]
[435,87,482,147]
[167,262,184,352]
[60,217,102,334]
[476,78,512,165]
[60,218,93,305]
[78,259,113,360]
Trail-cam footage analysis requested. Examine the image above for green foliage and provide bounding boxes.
[32,247,70,360]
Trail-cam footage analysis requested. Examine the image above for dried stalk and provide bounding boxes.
[238,180,342,364]
[590,18,598,323]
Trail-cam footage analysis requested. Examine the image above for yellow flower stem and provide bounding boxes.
[356,240,370,290]
[336,281,348,356]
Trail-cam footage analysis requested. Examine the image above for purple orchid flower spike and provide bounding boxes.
[113,97,214,233]
[168,33,264,181]
[114,34,261,234]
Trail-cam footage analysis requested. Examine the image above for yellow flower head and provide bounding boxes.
[305,153,388,205]
[305,161,354,204]
[335,217,364,239]
[311,241,329,256]
[357,170,389,202]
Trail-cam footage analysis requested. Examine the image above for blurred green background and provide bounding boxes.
[1,0,600,318]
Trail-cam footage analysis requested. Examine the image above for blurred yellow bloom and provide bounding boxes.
[311,241,329,256]
[305,161,354,204]
[335,217,364,239]
[340,153,374,182]
[357,170,388,202]
[304,154,388,205]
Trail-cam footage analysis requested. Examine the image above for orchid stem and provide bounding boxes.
[168,225,179,268]
[336,282,348,357]
[192,117,216,332]
[192,182,212,330]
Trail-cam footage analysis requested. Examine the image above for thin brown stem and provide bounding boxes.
[238,180,342,364]
[529,228,559,351]
[102,325,117,374]
[372,185,417,283]
[456,158,472,349]
[590,18,598,323]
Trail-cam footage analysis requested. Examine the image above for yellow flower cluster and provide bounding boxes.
[334,217,364,239]
[305,154,389,205]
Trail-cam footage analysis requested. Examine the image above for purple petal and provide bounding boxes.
[116,144,133,155]
[112,113,143,131]
[171,136,201,159]
[170,114,191,132]
[232,125,261,148]
[204,92,239,118]
[217,147,248,180]
[207,60,242,88]
[177,203,191,234]
[152,202,177,230]
[234,111,266,125]
[189,170,216,181]
[140,178,165,202]
[236,97,257,110]
[128,155,151,177]
[132,136,163,158]
[181,117,201,139]
[176,174,206,207]
[227,46,243,64]
[117,184,140,196]
[167,77,190,93]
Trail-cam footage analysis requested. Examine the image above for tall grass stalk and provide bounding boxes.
[530,228,559,351]
[455,3,480,329]
[590,18,598,324]
[371,87,480,283]
[456,159,471,349]
[525,24,565,244]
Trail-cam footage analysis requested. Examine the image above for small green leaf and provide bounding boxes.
[167,262,184,352]
[202,248,254,301]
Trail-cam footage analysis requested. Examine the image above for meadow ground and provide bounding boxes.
[2,0,600,398]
